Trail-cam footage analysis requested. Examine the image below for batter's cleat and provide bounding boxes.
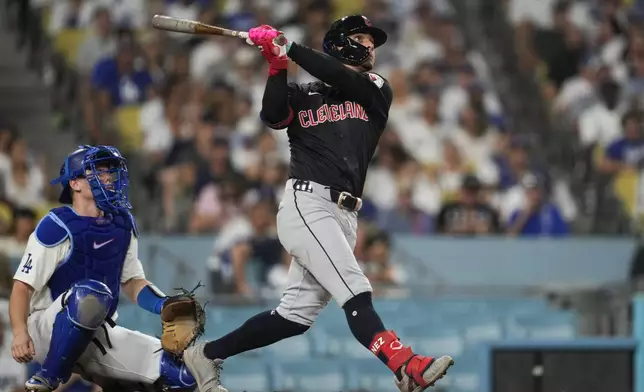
[183,342,228,392]
[395,355,454,392]
[24,374,57,392]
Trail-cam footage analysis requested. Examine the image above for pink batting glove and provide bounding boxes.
[248,25,280,46]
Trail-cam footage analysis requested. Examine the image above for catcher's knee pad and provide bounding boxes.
[38,279,113,386]
[159,351,196,390]
[66,279,114,330]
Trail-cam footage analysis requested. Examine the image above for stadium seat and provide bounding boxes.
[115,105,143,151]
[53,29,87,69]
[484,298,551,318]
[259,332,313,359]
[346,358,395,392]
[446,352,481,392]
[460,317,504,346]
[401,326,466,358]
[273,358,349,392]
[507,311,577,340]
[219,357,272,392]
[613,169,638,217]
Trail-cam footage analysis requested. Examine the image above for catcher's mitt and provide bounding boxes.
[160,283,206,356]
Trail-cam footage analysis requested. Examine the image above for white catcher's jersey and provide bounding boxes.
[13,232,145,314]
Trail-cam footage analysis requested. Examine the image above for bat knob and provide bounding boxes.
[275,35,287,46]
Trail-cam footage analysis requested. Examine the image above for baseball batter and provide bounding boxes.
[182,15,454,392]
[9,145,197,392]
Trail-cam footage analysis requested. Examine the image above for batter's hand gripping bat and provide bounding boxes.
[151,15,287,46]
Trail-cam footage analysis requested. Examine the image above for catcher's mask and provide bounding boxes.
[323,15,388,67]
[51,145,132,213]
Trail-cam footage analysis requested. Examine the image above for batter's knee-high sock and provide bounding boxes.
[203,310,309,360]
[343,292,415,378]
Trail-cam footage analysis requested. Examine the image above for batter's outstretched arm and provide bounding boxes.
[287,43,393,115]
[259,70,295,129]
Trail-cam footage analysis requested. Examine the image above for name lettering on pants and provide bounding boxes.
[370,336,384,354]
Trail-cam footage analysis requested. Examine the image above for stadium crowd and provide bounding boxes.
[2,0,644,291]
[0,0,643,391]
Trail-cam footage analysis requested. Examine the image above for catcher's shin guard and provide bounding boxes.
[370,331,454,392]
[29,280,114,390]
[158,351,196,391]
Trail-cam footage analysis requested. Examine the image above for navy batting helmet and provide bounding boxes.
[323,15,388,66]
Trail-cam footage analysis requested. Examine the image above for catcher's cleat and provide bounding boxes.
[394,355,454,392]
[183,342,228,392]
[25,375,57,392]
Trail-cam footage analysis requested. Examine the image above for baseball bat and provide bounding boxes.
[151,15,287,45]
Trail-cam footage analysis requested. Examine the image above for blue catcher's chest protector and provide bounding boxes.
[38,206,136,318]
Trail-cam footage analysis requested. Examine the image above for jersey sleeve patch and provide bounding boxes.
[35,213,70,247]
[367,73,385,89]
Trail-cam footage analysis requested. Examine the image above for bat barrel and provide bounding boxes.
[151,15,196,34]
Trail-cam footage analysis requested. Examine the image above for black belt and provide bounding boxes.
[329,188,362,212]
[293,179,362,212]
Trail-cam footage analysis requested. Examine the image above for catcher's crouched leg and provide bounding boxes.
[156,351,196,391]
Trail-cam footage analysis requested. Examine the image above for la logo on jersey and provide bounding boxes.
[21,253,33,274]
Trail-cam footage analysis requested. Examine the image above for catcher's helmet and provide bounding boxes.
[323,15,388,66]
[51,145,131,212]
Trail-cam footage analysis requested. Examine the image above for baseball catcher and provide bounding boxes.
[9,145,201,392]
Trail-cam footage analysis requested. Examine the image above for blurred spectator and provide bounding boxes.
[552,57,602,118]
[435,139,495,198]
[531,0,587,89]
[0,253,12,297]
[494,137,534,191]
[190,35,227,86]
[392,92,444,166]
[0,123,17,176]
[600,110,644,173]
[186,137,245,233]
[439,65,502,125]
[507,174,570,237]
[357,226,405,286]
[48,0,96,35]
[387,67,423,126]
[102,0,147,30]
[0,139,45,210]
[189,177,245,234]
[436,175,500,235]
[139,75,190,161]
[76,7,117,76]
[363,144,410,214]
[578,78,622,149]
[91,40,153,109]
[139,30,167,85]
[0,208,36,260]
[377,183,434,235]
[450,106,499,165]
[207,200,285,296]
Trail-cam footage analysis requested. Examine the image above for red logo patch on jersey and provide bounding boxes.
[368,73,384,88]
